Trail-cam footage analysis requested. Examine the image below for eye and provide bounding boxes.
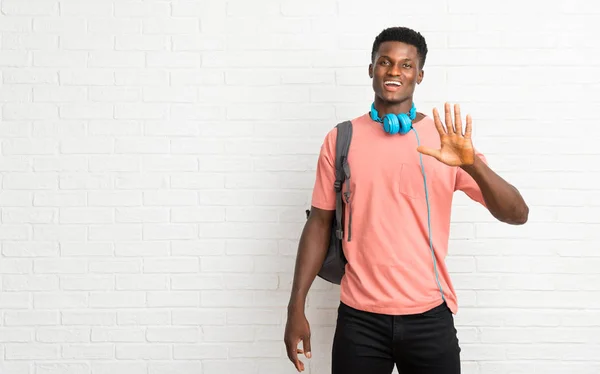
[403,63,412,68]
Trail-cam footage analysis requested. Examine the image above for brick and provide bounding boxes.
[171,309,225,326]
[116,275,168,290]
[0,293,30,309]
[62,344,114,360]
[59,69,114,85]
[0,50,28,66]
[116,35,167,52]
[172,35,225,51]
[2,32,54,51]
[33,156,87,172]
[115,207,169,223]
[117,310,170,326]
[5,344,60,359]
[2,0,58,16]
[88,52,145,68]
[115,344,171,360]
[3,275,58,291]
[142,87,197,103]
[146,52,201,68]
[143,258,199,273]
[87,18,142,34]
[146,327,201,342]
[4,311,59,326]
[0,17,33,32]
[89,292,145,308]
[61,311,116,326]
[146,291,200,308]
[33,51,87,67]
[88,224,143,241]
[33,292,88,309]
[60,138,114,154]
[36,328,90,343]
[171,207,226,223]
[88,192,142,207]
[2,207,56,223]
[60,2,113,17]
[90,87,141,103]
[114,1,170,18]
[91,363,146,374]
[171,1,225,17]
[3,104,58,120]
[60,34,114,50]
[149,362,204,373]
[3,241,59,257]
[33,224,86,241]
[114,70,168,86]
[88,259,141,274]
[91,328,146,342]
[36,363,91,374]
[114,103,168,119]
[0,328,34,343]
[114,241,168,257]
[115,173,167,190]
[143,19,200,34]
[0,259,32,274]
[171,69,224,85]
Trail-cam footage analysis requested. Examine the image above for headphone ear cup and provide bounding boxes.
[383,113,399,134]
[397,113,412,135]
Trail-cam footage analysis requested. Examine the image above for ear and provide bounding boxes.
[417,69,424,84]
[368,63,373,79]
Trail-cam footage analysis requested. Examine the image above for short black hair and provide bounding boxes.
[371,27,428,69]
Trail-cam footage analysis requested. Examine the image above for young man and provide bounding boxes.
[284,27,529,374]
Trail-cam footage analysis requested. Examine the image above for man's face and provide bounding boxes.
[369,41,424,105]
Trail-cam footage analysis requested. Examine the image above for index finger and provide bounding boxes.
[285,340,302,371]
[432,107,447,136]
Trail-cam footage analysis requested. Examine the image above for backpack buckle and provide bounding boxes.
[336,228,343,240]
[334,180,342,192]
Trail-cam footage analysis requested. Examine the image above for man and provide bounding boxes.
[284,26,529,374]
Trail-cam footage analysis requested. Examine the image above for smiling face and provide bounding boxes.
[369,41,424,109]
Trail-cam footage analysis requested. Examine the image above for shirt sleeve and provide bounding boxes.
[454,149,488,207]
[310,128,337,211]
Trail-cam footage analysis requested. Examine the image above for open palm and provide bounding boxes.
[417,103,475,167]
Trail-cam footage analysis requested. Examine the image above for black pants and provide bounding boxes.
[332,301,461,374]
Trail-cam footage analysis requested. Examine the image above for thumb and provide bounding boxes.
[416,146,440,160]
[303,335,312,358]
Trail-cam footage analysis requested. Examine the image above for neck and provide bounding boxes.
[373,97,413,117]
[372,96,424,123]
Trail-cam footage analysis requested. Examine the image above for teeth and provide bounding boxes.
[385,81,401,86]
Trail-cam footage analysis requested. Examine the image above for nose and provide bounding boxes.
[388,62,402,77]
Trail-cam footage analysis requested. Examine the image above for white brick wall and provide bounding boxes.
[0,0,599,373]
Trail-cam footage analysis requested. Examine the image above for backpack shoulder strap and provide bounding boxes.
[334,120,353,241]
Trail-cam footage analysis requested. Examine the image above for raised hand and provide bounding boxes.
[417,102,475,167]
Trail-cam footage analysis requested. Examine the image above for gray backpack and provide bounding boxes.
[305,120,353,285]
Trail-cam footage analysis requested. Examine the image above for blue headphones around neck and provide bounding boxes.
[370,102,417,135]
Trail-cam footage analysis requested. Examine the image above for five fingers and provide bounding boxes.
[433,102,470,137]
